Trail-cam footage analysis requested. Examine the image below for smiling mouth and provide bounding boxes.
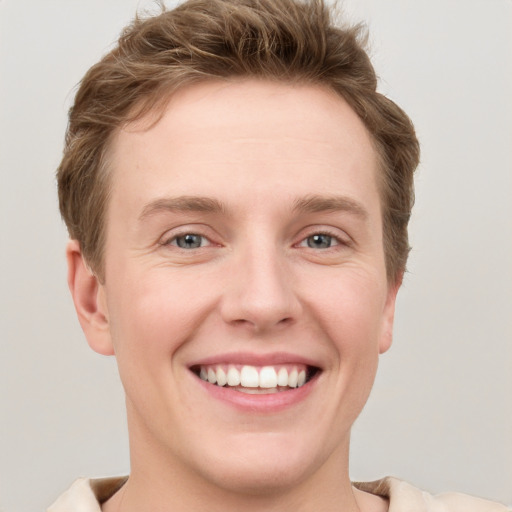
[191,364,320,393]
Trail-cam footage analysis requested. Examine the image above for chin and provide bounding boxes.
[200,458,312,496]
[186,431,334,496]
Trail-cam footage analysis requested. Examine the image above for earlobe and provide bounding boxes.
[378,272,403,355]
[66,240,115,356]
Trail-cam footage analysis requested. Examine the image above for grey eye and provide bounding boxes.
[306,234,333,249]
[175,234,204,249]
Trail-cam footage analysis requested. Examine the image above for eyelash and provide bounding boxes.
[162,232,212,249]
[161,229,349,251]
[296,230,349,250]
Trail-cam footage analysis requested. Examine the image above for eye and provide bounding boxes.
[170,233,209,249]
[302,233,339,249]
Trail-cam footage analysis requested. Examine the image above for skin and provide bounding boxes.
[68,80,398,512]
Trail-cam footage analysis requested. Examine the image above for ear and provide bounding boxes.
[378,272,403,355]
[66,240,114,356]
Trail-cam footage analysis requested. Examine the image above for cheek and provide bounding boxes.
[106,268,218,360]
[306,270,388,350]
[104,272,205,416]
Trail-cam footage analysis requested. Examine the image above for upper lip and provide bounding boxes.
[188,351,323,370]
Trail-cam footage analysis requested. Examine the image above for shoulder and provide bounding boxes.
[354,477,511,512]
[47,476,127,512]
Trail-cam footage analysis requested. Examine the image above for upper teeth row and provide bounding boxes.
[199,365,307,389]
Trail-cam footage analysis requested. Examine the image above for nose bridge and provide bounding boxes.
[221,234,299,331]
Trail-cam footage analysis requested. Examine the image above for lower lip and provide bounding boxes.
[193,374,318,413]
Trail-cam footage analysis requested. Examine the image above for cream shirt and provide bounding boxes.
[47,476,511,511]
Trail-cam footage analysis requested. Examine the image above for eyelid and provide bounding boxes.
[168,234,211,248]
[295,226,352,248]
[298,234,339,248]
[158,225,218,248]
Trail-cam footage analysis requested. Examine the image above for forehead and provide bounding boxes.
[108,80,380,216]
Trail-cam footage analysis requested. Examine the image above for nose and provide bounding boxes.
[220,243,302,333]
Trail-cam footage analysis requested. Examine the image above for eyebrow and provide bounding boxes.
[292,194,368,220]
[139,196,226,221]
[138,194,368,222]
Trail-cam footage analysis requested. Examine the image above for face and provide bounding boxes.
[75,80,399,494]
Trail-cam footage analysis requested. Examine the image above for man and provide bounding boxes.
[49,0,509,510]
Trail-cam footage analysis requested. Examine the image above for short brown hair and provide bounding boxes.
[58,0,419,282]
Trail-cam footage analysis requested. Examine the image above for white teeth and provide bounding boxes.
[207,368,217,384]
[259,366,277,388]
[277,367,289,386]
[197,364,312,390]
[216,367,227,386]
[227,366,241,386]
[288,368,298,388]
[240,365,259,387]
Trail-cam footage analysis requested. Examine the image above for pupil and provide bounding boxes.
[177,234,202,249]
[308,234,331,249]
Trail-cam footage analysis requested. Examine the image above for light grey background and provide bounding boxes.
[0,1,510,511]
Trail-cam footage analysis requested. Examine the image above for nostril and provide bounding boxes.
[228,315,295,332]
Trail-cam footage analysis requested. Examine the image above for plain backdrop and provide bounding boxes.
[0,1,511,511]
